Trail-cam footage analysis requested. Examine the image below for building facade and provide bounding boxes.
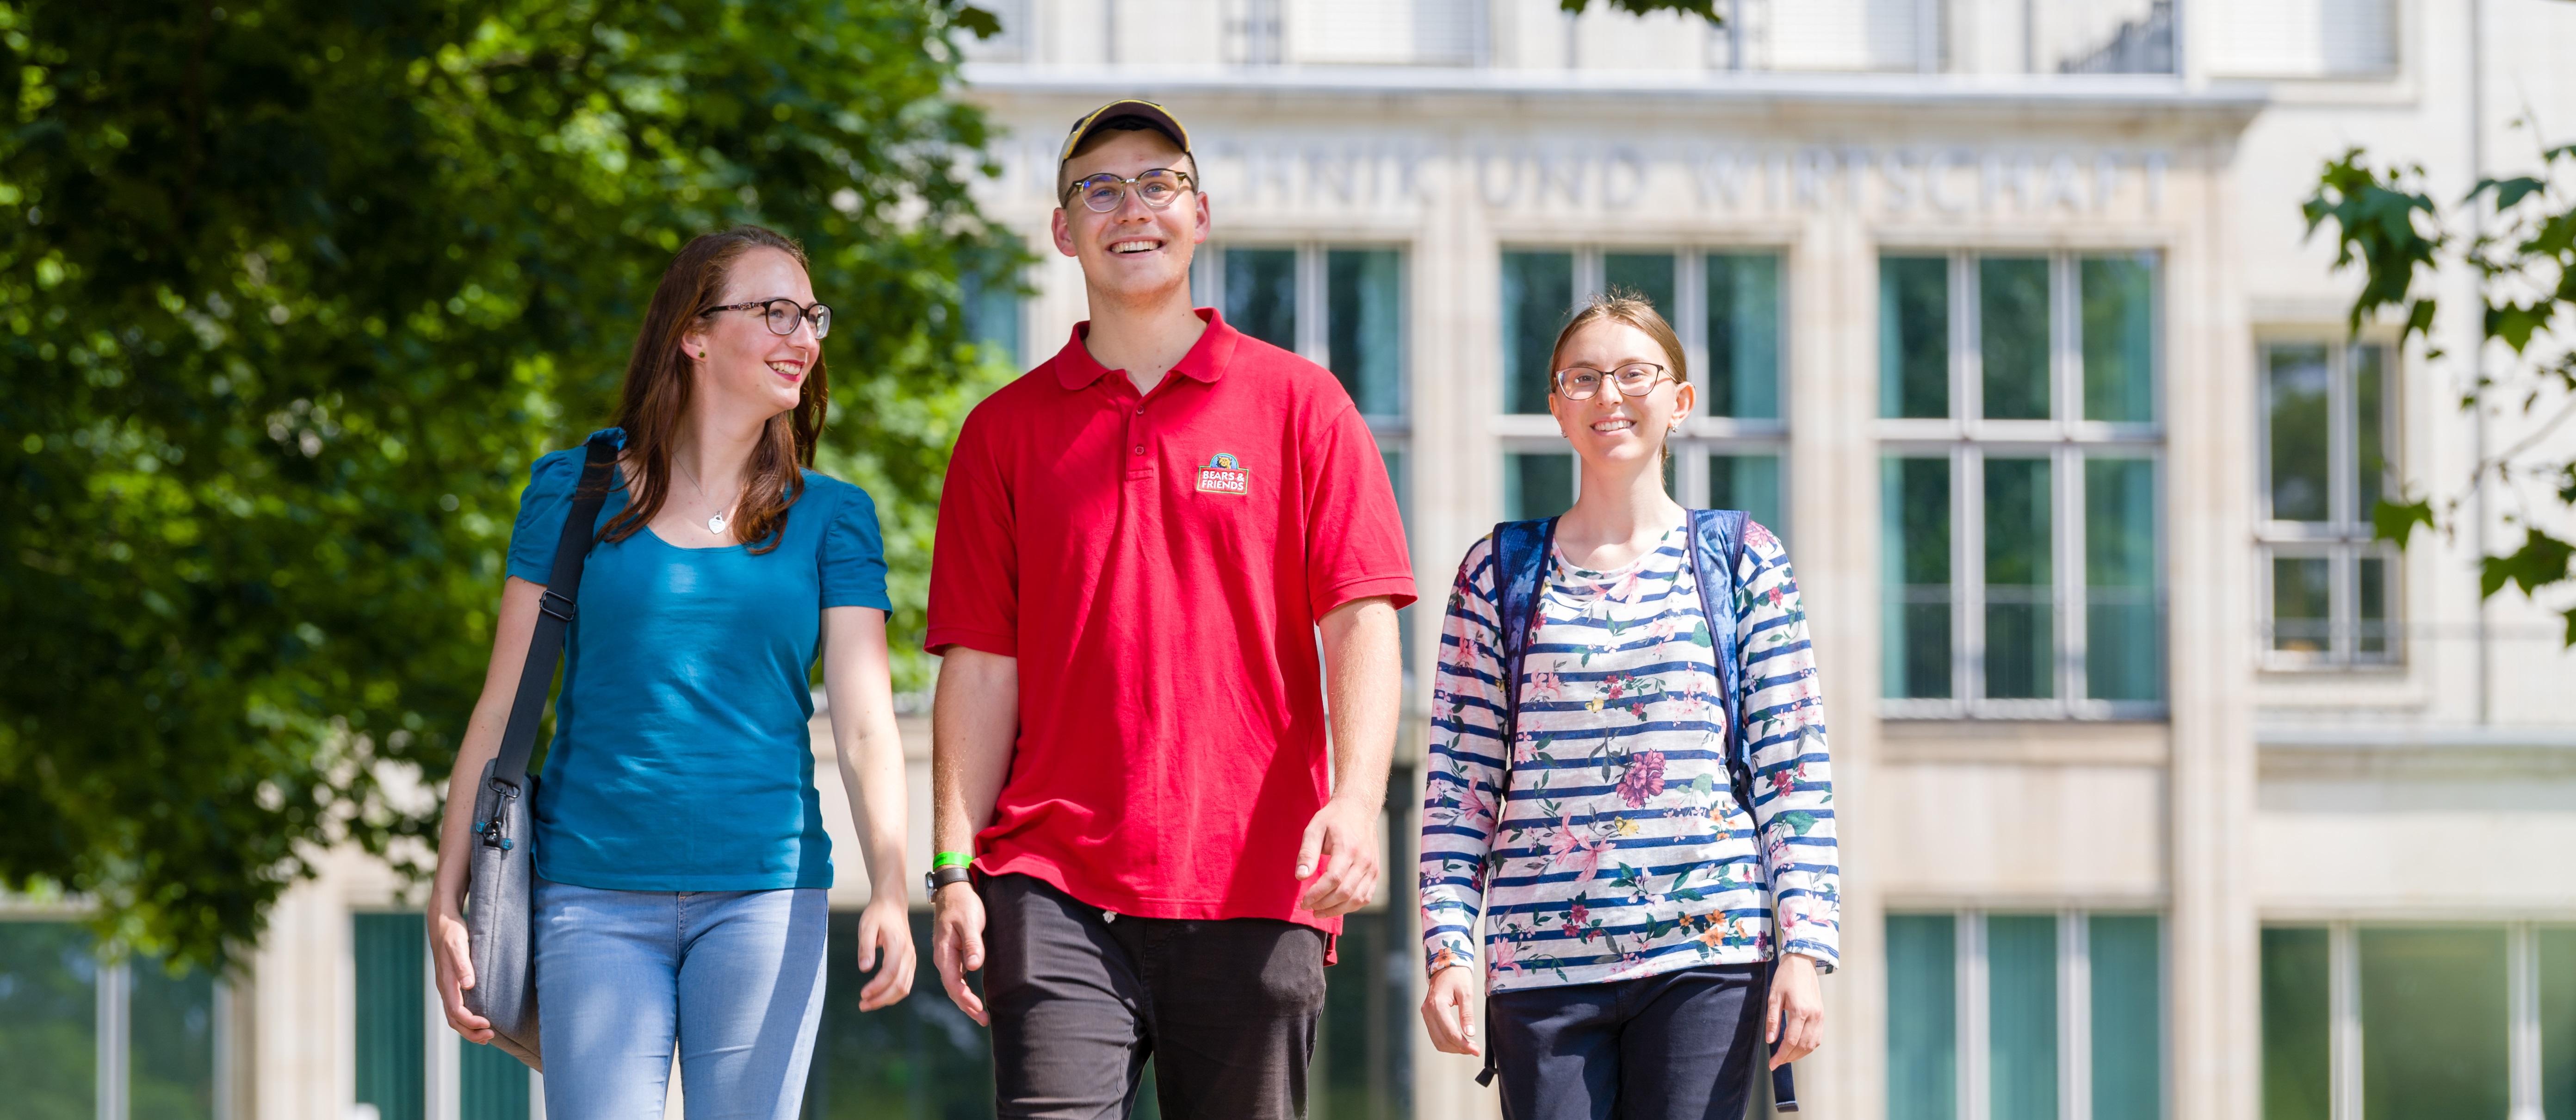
[8,2,2576,1119]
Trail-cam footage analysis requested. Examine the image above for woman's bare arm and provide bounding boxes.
[820,605,917,1011]
[427,576,545,1042]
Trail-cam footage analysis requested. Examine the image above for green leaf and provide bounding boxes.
[2372,496,2437,547]
[2480,529,2576,599]
[2473,175,2549,211]
[1558,0,1724,24]
[951,3,1003,38]
[1774,811,1818,836]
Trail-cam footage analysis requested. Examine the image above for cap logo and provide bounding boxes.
[1195,452,1249,496]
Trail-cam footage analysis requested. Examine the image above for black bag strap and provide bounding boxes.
[489,433,621,792]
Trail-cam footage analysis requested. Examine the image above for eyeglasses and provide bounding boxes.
[699,298,832,340]
[1064,168,1195,214]
[1554,362,1673,400]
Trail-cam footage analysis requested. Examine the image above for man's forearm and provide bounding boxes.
[932,647,1020,856]
[1319,597,1402,807]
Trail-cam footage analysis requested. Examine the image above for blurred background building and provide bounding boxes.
[9,1,2576,1118]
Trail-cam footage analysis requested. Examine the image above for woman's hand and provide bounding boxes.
[1419,963,1481,1057]
[429,901,495,1043]
[1768,952,1825,1067]
[854,890,917,1011]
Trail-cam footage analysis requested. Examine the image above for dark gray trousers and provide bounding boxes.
[1487,964,1767,1120]
[981,873,1328,1120]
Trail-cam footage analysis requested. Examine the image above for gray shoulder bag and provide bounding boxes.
[463,432,619,1070]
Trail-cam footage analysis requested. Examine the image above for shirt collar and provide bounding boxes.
[1051,307,1239,392]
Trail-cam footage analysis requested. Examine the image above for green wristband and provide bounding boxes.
[932,851,973,870]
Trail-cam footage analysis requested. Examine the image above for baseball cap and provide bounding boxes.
[1056,99,1194,176]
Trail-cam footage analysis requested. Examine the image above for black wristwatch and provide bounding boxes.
[925,865,973,894]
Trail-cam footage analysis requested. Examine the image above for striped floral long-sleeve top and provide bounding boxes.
[1418,518,1839,993]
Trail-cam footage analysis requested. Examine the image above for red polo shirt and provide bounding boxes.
[926,308,1416,936]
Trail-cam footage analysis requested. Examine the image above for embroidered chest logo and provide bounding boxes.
[1195,452,1250,496]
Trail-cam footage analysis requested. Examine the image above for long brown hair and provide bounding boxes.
[1549,290,1689,466]
[601,226,829,554]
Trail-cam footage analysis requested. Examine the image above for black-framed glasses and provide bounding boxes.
[1064,168,1196,214]
[699,298,832,339]
[1554,362,1673,400]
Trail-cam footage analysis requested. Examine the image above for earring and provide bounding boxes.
[698,351,707,359]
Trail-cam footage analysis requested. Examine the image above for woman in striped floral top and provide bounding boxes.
[1418,293,1838,1118]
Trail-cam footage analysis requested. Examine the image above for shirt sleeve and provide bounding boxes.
[1300,400,1418,618]
[1736,520,1841,972]
[1419,538,1507,979]
[504,447,589,585]
[819,483,893,612]
[923,403,1020,656]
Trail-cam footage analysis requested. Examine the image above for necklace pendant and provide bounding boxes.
[707,513,727,535]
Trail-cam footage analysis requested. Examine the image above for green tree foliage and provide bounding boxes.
[0,0,1022,970]
[2304,137,2576,643]
[1560,0,1724,23]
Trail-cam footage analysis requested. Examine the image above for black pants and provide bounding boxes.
[982,873,1328,1120]
[1488,964,1767,1120]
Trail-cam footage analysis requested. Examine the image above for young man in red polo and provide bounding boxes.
[923,100,1415,1118]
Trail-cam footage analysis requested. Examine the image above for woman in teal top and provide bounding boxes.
[427,226,916,1112]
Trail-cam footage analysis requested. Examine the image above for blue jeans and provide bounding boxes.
[1486,964,1766,1120]
[532,878,829,1119]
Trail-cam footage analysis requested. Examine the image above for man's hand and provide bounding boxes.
[1295,794,1381,917]
[1768,952,1825,1067]
[931,883,990,1025]
[854,891,918,1012]
[428,905,495,1043]
[1419,964,1481,1056]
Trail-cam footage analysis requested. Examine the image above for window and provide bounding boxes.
[1499,248,1787,531]
[1886,910,2167,1120]
[0,918,225,1120]
[959,249,1025,370]
[2259,340,2398,668]
[1878,251,2163,716]
[2038,0,2174,74]
[2260,923,2575,1120]
[1197,243,1418,693]
[1281,0,1483,66]
[2206,0,2396,79]
[352,912,533,1120]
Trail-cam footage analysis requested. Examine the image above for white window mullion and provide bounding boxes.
[426,941,460,1120]
[2330,921,2362,1120]
[1957,252,1982,436]
[2063,908,2093,1120]
[1962,909,1991,1120]
[2060,442,2087,713]
[2510,922,2545,1120]
[1678,248,1708,392]
[1574,248,1605,310]
[1960,446,1985,711]
[1296,243,1330,367]
[98,957,130,1120]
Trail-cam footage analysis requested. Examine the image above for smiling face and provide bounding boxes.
[1049,129,1208,304]
[1547,318,1696,471]
[678,246,819,421]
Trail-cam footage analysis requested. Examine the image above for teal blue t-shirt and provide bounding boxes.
[504,429,891,892]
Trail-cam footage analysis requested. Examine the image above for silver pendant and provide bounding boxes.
[707,513,727,535]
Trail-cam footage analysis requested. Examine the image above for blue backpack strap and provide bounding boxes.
[1684,509,1756,855]
[1490,516,1559,772]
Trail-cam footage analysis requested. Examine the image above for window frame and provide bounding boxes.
[1886,907,2173,1120]
[2254,336,2403,671]
[2259,920,2569,1118]
[1877,249,2168,720]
